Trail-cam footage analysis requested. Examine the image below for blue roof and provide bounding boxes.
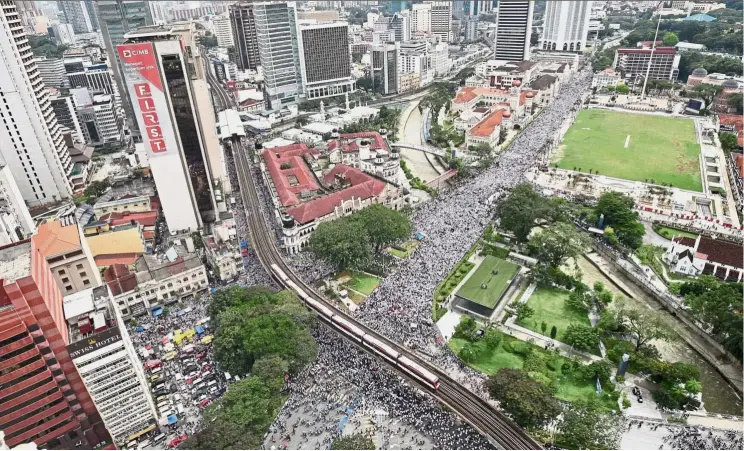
[684,13,716,22]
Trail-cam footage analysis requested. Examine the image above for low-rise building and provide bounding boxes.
[474,60,538,90]
[98,210,159,250]
[329,132,401,183]
[64,287,158,447]
[466,108,509,149]
[63,132,94,193]
[86,224,146,268]
[93,195,153,217]
[33,218,101,296]
[399,72,421,93]
[104,254,209,319]
[592,67,622,88]
[204,236,242,282]
[663,235,743,281]
[613,47,681,82]
[530,74,560,105]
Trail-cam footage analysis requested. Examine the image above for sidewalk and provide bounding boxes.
[499,320,602,364]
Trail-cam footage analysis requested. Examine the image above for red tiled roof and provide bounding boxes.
[673,236,743,269]
[285,165,385,224]
[617,47,676,55]
[719,114,744,147]
[261,143,320,207]
[104,263,137,296]
[94,253,139,267]
[455,87,478,104]
[338,132,389,152]
[150,196,161,210]
[470,109,505,138]
[143,231,155,240]
[100,210,158,227]
[520,91,527,106]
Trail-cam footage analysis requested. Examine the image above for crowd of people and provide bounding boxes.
[625,420,743,450]
[265,326,493,450]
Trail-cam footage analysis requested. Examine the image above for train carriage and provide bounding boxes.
[331,316,365,342]
[397,356,440,390]
[362,335,400,363]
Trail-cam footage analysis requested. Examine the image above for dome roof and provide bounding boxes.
[502,111,512,118]
[691,67,707,76]
[512,79,521,87]
[722,79,738,89]
[526,92,535,98]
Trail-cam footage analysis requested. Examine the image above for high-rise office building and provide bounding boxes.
[15,0,40,34]
[51,94,86,142]
[58,0,95,34]
[118,26,218,232]
[464,16,479,42]
[464,0,494,16]
[0,2,73,206]
[389,12,410,42]
[0,165,34,244]
[229,2,259,71]
[371,42,399,94]
[254,2,303,109]
[65,62,115,95]
[213,14,234,48]
[425,1,452,42]
[494,0,534,61]
[540,0,592,53]
[0,238,112,450]
[36,56,67,88]
[410,3,431,33]
[297,21,356,100]
[96,0,153,144]
[613,47,681,82]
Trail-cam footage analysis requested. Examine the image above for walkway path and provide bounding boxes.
[499,319,603,364]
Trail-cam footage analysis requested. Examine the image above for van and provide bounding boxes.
[234,375,240,382]
[207,380,217,388]
[224,371,231,381]
[176,403,185,414]
[150,366,162,375]
[152,434,166,444]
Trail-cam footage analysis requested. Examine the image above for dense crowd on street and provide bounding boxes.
[625,420,743,450]
[265,325,492,450]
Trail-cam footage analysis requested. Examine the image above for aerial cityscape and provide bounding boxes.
[0,1,742,450]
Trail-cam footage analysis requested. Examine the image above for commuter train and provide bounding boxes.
[270,263,440,390]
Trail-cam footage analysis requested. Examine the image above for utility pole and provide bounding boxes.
[641,14,662,100]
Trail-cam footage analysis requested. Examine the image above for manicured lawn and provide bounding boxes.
[517,287,591,343]
[449,336,616,409]
[654,225,698,240]
[344,271,380,296]
[456,256,519,308]
[555,109,702,191]
[387,240,419,259]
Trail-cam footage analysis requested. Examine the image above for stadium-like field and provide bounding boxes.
[554,109,703,192]
[456,256,519,308]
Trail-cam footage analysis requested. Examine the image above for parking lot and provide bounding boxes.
[126,296,235,449]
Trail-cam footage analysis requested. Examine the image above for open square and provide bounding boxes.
[455,256,520,309]
[554,109,703,191]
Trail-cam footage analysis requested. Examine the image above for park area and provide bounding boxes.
[387,241,419,259]
[653,224,698,240]
[337,271,381,299]
[554,109,702,191]
[455,256,520,309]
[516,287,593,345]
[448,336,617,410]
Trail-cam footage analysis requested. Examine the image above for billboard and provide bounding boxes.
[67,326,122,360]
[117,43,177,158]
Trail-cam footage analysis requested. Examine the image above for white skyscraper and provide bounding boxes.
[540,1,592,53]
[411,3,432,33]
[494,0,534,61]
[425,1,452,42]
[0,2,73,206]
[213,14,234,47]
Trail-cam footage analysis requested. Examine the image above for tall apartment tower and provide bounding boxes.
[213,14,234,47]
[58,0,94,34]
[540,0,592,53]
[494,0,534,61]
[0,2,73,206]
[229,2,259,71]
[465,0,494,16]
[425,1,452,42]
[410,3,431,33]
[0,239,112,450]
[297,21,356,100]
[118,26,219,232]
[254,2,303,109]
[96,0,153,144]
[371,42,399,94]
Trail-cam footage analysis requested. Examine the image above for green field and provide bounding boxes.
[344,271,380,296]
[555,109,702,191]
[517,287,592,344]
[654,225,698,240]
[456,256,519,308]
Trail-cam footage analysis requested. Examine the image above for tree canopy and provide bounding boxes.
[563,323,599,353]
[528,222,590,267]
[662,31,679,46]
[594,191,645,249]
[355,204,412,254]
[496,183,559,242]
[556,399,622,450]
[614,299,672,352]
[212,286,317,377]
[486,368,562,430]
[331,433,375,450]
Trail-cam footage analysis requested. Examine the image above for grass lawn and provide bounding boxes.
[654,225,698,240]
[555,109,702,191]
[388,240,419,259]
[517,287,592,343]
[456,256,519,309]
[449,336,616,410]
[341,271,380,296]
[347,290,365,304]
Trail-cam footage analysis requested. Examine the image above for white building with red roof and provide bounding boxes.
[259,142,406,254]
[466,108,511,149]
[663,234,743,281]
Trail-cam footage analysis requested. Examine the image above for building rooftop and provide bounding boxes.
[86,227,145,258]
[32,220,81,259]
[104,264,137,296]
[531,74,558,91]
[63,288,96,320]
[684,13,716,22]
[470,109,505,137]
[454,87,509,104]
[137,255,203,284]
[0,240,32,283]
[617,47,677,55]
[262,143,321,207]
[673,236,743,269]
[99,210,158,228]
[285,165,386,224]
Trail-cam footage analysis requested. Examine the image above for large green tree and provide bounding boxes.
[354,204,411,254]
[614,299,672,352]
[331,433,375,450]
[594,191,645,249]
[309,217,372,272]
[662,31,679,46]
[496,183,557,242]
[212,287,317,376]
[563,323,599,353]
[719,132,740,152]
[527,222,590,267]
[556,399,622,450]
[486,368,562,430]
[682,278,743,361]
[182,375,286,450]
